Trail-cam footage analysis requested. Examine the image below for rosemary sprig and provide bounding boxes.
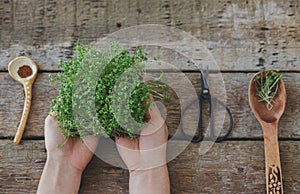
[253,70,283,110]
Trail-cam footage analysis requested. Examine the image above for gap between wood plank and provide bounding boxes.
[0,136,299,141]
[1,70,300,73]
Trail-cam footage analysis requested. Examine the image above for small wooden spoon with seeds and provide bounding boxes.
[249,72,286,194]
[8,56,38,144]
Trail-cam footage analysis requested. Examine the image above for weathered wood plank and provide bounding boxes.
[0,73,57,138]
[0,0,77,71]
[1,72,300,139]
[0,0,299,71]
[0,140,299,193]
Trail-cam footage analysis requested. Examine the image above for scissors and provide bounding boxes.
[171,68,233,143]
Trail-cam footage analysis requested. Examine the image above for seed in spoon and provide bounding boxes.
[17,65,33,78]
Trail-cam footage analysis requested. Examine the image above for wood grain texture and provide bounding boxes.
[0,0,299,71]
[0,73,57,138]
[1,0,299,193]
[1,72,299,139]
[0,140,299,193]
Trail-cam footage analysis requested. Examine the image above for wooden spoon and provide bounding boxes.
[8,56,38,144]
[249,72,286,194]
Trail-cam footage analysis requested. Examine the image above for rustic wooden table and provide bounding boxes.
[1,0,299,193]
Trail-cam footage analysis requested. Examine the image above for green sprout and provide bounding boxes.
[50,42,169,140]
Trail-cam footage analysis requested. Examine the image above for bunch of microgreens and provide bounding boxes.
[254,70,283,110]
[50,42,169,139]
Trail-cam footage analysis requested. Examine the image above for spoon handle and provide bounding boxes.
[14,81,32,144]
[262,123,283,194]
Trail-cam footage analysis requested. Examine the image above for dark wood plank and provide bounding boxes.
[0,0,299,71]
[0,140,299,193]
[1,72,300,139]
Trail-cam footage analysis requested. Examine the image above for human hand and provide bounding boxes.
[37,115,99,194]
[115,99,168,171]
[115,99,170,194]
[44,115,99,173]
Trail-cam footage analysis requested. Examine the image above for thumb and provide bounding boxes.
[115,136,139,151]
[141,101,165,136]
[82,135,100,153]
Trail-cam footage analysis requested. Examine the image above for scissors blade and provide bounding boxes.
[200,67,209,95]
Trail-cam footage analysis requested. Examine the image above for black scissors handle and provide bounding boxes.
[173,95,233,143]
[209,96,233,142]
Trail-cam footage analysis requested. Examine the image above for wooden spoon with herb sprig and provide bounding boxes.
[249,70,286,194]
